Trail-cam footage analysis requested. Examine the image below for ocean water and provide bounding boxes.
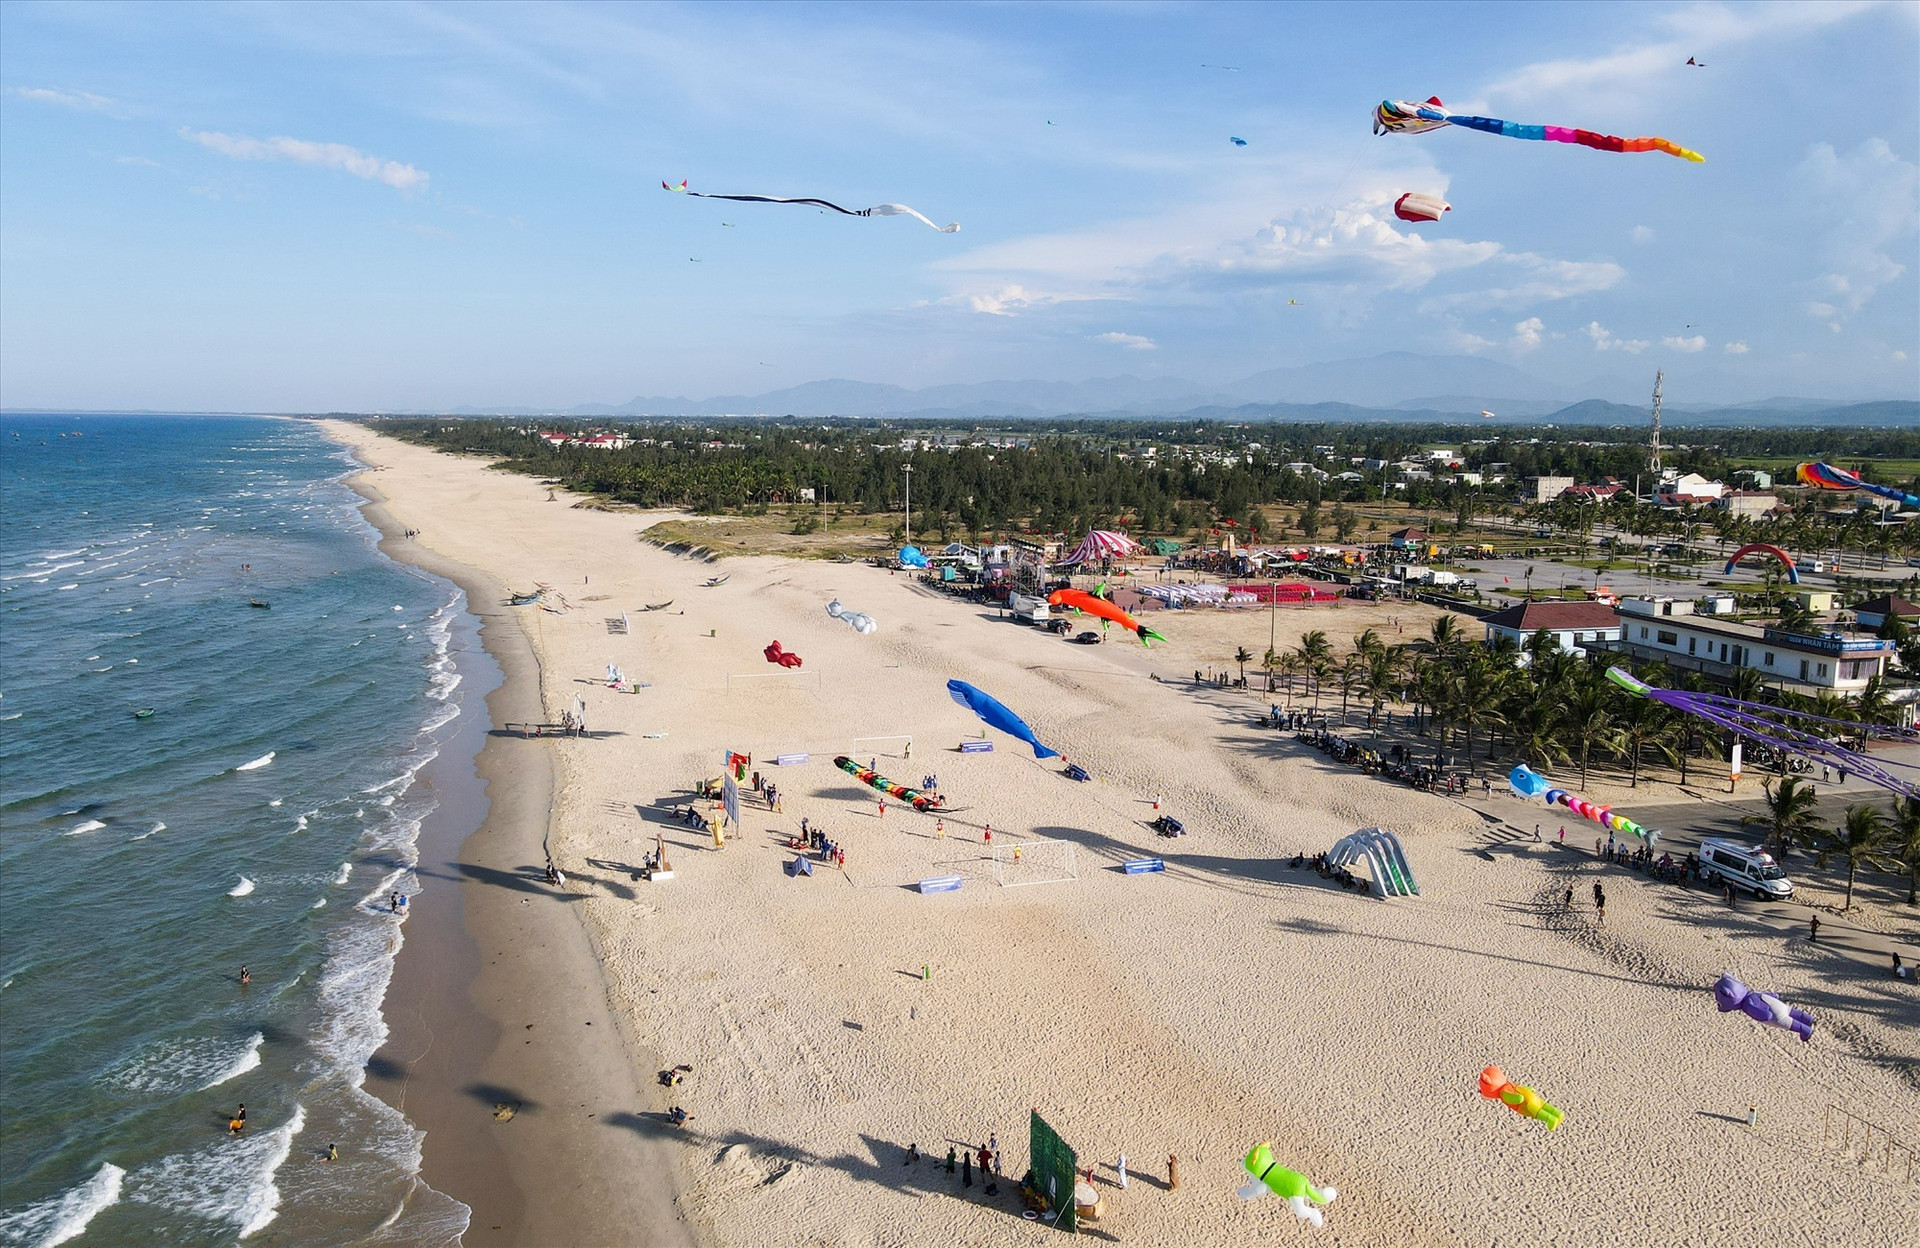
[0,415,472,1246]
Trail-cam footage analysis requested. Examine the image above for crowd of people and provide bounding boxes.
[1297,727,1457,792]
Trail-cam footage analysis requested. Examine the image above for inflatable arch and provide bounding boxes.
[1325,827,1419,898]
[1722,543,1798,584]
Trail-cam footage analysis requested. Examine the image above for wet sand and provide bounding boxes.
[343,454,691,1247]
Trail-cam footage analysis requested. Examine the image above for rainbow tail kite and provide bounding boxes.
[1374,97,1703,162]
[1796,461,1920,510]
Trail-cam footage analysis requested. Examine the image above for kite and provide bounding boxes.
[1480,410,1496,419]
[1478,1066,1564,1130]
[663,181,959,233]
[834,755,940,811]
[1714,973,1814,1042]
[1230,136,1248,146]
[763,641,803,669]
[1796,462,1920,511]
[1393,192,1450,223]
[898,545,930,569]
[1686,57,1705,67]
[1721,542,1798,583]
[1373,97,1704,162]
[1047,588,1167,647]
[826,600,877,635]
[1236,1144,1337,1227]
[1509,765,1657,844]
[1606,667,1920,800]
[947,679,1058,759]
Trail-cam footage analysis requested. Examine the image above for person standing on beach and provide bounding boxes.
[946,1145,956,1174]
[1563,887,1574,910]
[1117,1153,1129,1188]
[1809,915,1820,943]
[962,1152,973,1188]
[878,798,886,819]
[1168,1154,1180,1189]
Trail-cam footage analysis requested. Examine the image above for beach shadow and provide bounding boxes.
[1694,1110,1748,1125]
[1283,922,1699,994]
[464,1082,539,1117]
[364,1053,408,1081]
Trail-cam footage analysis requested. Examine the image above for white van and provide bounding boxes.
[1698,839,1795,901]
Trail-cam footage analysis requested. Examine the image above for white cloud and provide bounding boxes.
[1895,350,1910,362]
[956,285,1112,317]
[1662,335,1707,353]
[1481,3,1873,108]
[1794,139,1918,329]
[1630,225,1655,244]
[1723,341,1750,354]
[179,129,429,193]
[1584,322,1649,354]
[1094,331,1155,351]
[1510,317,1545,351]
[9,86,114,110]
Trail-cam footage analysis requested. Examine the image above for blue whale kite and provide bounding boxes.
[947,679,1058,759]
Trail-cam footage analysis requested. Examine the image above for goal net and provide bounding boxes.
[992,839,1077,888]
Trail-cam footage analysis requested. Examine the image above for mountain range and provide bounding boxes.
[439,351,1915,427]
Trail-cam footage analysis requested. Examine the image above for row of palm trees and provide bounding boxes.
[1257,616,1920,908]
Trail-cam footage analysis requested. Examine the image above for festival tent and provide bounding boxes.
[1062,530,1141,564]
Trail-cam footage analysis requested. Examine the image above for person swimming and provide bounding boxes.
[229,1104,247,1134]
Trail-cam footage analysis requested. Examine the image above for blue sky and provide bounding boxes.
[2,1,1915,411]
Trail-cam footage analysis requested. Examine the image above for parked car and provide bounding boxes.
[1072,630,1102,645]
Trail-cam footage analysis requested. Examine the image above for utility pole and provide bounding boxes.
[902,463,914,545]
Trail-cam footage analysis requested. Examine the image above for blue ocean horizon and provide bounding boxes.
[0,414,473,1246]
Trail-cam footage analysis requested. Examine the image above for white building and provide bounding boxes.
[1481,601,1623,653]
[1599,600,1896,694]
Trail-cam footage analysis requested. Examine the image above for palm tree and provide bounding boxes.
[1809,803,1897,910]
[1233,646,1253,687]
[1454,655,1509,765]
[1362,647,1400,722]
[1563,679,1616,789]
[1889,796,1920,907]
[1427,614,1466,660]
[1612,693,1679,788]
[1852,675,1897,748]
[1295,630,1333,711]
[1741,775,1823,863]
[1505,696,1572,771]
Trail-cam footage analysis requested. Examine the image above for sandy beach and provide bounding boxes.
[325,421,1919,1248]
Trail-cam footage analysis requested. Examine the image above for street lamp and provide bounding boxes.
[902,463,914,545]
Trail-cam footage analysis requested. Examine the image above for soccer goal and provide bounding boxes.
[850,734,914,758]
[992,839,1077,888]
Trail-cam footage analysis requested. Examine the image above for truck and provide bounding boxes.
[1007,593,1051,625]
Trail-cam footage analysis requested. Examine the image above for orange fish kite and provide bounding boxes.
[1047,589,1167,648]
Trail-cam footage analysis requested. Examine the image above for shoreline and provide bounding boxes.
[333,434,691,1246]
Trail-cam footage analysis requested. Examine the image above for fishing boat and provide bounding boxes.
[642,600,674,612]
[248,599,270,609]
[133,708,156,720]
[702,573,731,587]
[509,590,542,606]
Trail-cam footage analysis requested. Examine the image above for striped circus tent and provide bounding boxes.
[1063,529,1140,564]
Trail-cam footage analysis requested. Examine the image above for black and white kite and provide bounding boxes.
[663,181,958,233]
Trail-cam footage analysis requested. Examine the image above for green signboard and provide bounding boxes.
[1029,1110,1079,1233]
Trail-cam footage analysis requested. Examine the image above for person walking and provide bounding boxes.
[1117,1153,1129,1189]
[988,1133,1000,1173]
[1168,1154,1180,1189]
[1563,886,1574,910]
[1809,915,1821,943]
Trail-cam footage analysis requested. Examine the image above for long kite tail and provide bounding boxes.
[662,183,958,231]
[1445,113,1705,161]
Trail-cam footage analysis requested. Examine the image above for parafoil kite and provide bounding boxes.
[835,756,940,811]
[663,181,959,233]
[1721,543,1799,584]
[898,545,930,569]
[1796,462,1920,511]
[1047,588,1167,647]
[947,679,1059,759]
[1393,192,1450,223]
[1235,1143,1337,1227]
[1230,136,1248,146]
[1478,1066,1563,1130]
[826,600,877,634]
[1373,97,1704,162]
[763,641,803,669]
[1508,765,1656,843]
[1713,973,1814,1042]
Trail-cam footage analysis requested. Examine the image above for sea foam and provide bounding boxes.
[0,1161,125,1248]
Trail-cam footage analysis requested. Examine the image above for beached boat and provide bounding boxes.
[248,599,270,609]
[509,590,542,605]
[703,574,730,587]
[642,600,674,611]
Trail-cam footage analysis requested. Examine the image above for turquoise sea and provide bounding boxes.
[0,414,472,1246]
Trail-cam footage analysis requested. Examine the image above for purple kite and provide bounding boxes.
[1714,973,1814,1043]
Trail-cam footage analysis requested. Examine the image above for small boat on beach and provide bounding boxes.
[509,590,542,606]
[702,574,730,587]
[133,708,156,720]
[248,599,270,609]
[642,600,674,612]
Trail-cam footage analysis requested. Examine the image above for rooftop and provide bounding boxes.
[1482,601,1622,632]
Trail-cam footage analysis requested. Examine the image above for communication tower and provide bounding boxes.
[1648,370,1665,477]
